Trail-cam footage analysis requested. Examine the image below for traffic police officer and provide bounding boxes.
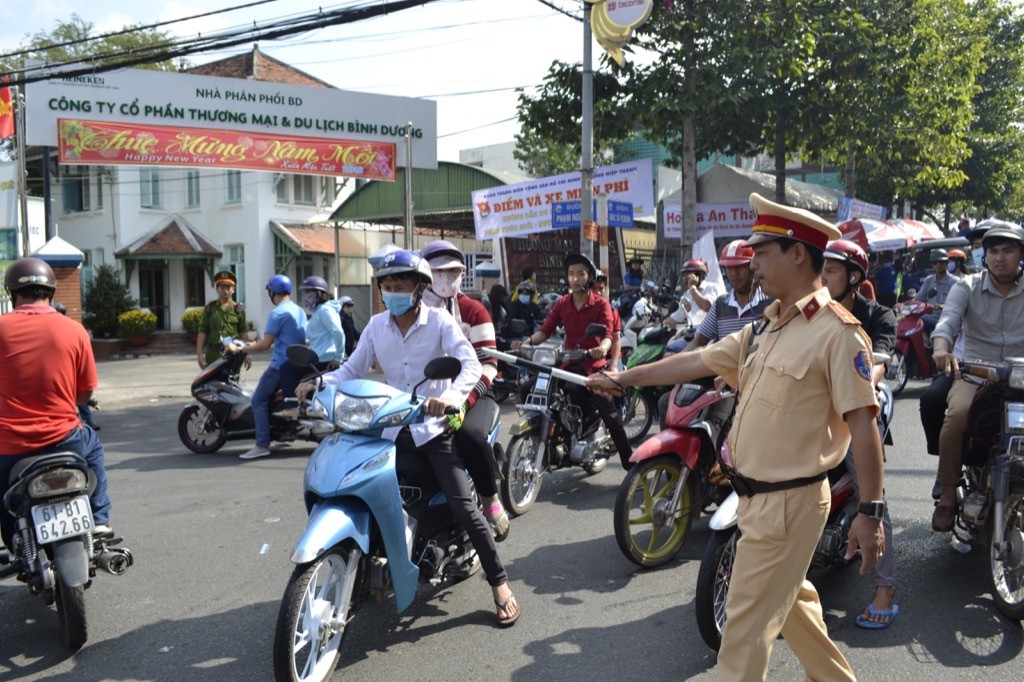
[587,193,886,681]
[196,270,251,369]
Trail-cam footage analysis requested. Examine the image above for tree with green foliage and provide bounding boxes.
[83,264,138,339]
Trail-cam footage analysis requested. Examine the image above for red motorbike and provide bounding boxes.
[613,380,734,567]
[885,300,935,395]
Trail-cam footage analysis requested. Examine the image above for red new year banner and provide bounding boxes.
[57,118,397,181]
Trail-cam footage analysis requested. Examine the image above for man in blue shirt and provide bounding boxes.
[237,274,307,460]
[873,256,898,308]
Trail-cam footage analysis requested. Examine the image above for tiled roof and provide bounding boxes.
[115,215,222,257]
[272,221,336,255]
[185,46,333,88]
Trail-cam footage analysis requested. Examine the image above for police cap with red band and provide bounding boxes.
[745,193,841,252]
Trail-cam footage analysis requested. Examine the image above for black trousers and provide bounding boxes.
[456,394,500,499]
[395,430,508,587]
[920,372,954,455]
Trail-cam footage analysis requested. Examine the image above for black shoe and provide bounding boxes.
[931,480,941,500]
[89,423,101,431]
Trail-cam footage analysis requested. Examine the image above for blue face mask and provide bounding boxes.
[973,247,985,270]
[947,262,957,274]
[382,290,416,316]
[518,294,531,304]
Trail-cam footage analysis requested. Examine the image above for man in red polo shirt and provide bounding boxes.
[0,258,113,546]
[513,254,632,469]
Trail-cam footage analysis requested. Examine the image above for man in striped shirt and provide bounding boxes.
[682,240,772,352]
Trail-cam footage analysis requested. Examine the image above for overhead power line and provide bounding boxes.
[2,0,444,88]
[0,0,285,61]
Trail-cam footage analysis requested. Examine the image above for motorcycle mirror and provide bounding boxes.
[423,357,462,380]
[509,319,528,335]
[286,344,318,367]
[411,357,463,405]
[583,323,607,338]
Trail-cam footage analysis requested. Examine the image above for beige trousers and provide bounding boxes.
[717,480,856,682]
[937,377,981,486]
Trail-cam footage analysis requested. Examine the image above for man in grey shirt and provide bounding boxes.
[930,222,1024,532]
[915,249,961,335]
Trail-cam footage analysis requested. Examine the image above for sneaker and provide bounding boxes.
[240,446,272,460]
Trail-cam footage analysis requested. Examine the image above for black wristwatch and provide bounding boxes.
[858,501,886,520]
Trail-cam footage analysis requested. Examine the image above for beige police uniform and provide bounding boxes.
[700,288,878,682]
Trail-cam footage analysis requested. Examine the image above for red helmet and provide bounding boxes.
[719,240,753,267]
[680,259,708,276]
[824,239,869,277]
[947,249,968,261]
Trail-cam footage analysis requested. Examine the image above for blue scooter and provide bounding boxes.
[272,346,502,682]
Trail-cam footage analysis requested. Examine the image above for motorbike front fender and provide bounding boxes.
[52,538,90,587]
[708,491,739,531]
[630,429,701,469]
[291,500,420,614]
[509,415,540,437]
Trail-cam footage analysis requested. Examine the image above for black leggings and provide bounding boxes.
[396,430,508,587]
[456,394,500,499]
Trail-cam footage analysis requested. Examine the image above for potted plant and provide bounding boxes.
[181,308,204,343]
[118,309,157,346]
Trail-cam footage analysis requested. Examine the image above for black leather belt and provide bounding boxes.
[725,470,827,498]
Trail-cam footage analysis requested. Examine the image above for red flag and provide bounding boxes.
[0,84,14,140]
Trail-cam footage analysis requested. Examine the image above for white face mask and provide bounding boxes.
[973,247,985,270]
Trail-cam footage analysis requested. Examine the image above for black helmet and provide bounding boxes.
[929,249,949,263]
[564,253,597,283]
[299,276,330,295]
[5,257,57,295]
[981,221,1024,251]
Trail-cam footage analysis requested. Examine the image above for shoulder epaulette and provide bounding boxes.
[827,300,860,325]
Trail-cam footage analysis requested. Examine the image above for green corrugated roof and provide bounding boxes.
[329,162,530,232]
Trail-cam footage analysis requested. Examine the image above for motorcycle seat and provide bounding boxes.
[8,452,83,485]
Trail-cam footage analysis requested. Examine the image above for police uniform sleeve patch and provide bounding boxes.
[827,300,860,325]
[854,349,872,381]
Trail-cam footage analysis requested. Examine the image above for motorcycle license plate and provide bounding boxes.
[31,495,95,544]
[535,374,550,392]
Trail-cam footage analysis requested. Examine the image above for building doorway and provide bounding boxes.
[138,260,169,330]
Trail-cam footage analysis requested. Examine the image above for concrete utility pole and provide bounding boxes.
[403,122,414,249]
[580,2,595,260]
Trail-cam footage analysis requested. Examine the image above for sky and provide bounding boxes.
[0,0,594,163]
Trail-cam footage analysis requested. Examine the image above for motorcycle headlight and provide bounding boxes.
[1009,364,1024,391]
[531,348,558,366]
[1007,402,1024,434]
[334,394,389,431]
[27,468,89,499]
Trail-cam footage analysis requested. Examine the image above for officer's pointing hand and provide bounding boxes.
[585,371,619,398]
[846,514,885,574]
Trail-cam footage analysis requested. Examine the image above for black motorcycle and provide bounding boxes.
[948,358,1024,620]
[177,341,332,454]
[483,323,616,516]
[1,453,133,650]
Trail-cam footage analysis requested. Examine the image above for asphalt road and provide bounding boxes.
[1,356,1022,681]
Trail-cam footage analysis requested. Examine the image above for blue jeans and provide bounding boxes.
[252,366,281,448]
[1,425,111,530]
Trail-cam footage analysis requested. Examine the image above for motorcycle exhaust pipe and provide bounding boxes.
[98,548,134,575]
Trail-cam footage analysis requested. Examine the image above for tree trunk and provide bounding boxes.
[774,110,786,204]
[845,148,856,199]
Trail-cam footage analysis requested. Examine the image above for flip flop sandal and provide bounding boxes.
[485,503,511,543]
[495,593,520,627]
[855,603,900,630]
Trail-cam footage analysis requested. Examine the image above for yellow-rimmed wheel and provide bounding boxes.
[613,455,696,567]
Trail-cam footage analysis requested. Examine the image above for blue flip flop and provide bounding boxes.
[855,603,900,630]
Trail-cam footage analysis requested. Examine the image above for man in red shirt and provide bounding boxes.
[0,258,112,545]
[513,254,632,469]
